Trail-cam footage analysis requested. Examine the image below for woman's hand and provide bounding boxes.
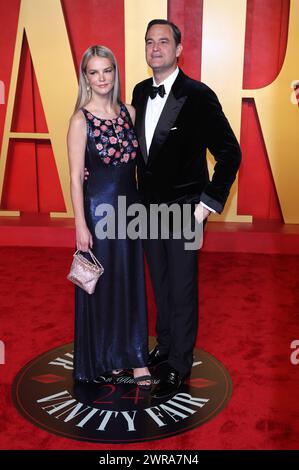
[76,223,93,252]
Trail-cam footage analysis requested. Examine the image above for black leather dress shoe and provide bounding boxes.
[148,345,168,368]
[151,366,182,399]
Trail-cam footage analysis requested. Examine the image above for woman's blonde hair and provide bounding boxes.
[74,45,121,113]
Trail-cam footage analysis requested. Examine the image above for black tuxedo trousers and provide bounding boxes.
[144,215,205,378]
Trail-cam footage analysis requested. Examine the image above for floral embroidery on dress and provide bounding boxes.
[83,104,138,166]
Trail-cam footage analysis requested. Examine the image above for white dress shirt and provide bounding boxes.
[145,67,179,153]
[144,67,215,214]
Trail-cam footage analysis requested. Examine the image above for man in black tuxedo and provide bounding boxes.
[132,19,241,398]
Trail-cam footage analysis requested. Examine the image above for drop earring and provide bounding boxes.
[87,84,90,92]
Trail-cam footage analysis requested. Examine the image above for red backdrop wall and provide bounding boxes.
[0,0,290,222]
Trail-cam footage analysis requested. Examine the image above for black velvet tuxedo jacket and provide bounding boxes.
[132,69,241,213]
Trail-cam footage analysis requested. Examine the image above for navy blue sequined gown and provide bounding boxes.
[74,103,148,381]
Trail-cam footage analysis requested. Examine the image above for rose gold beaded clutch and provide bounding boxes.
[67,249,104,294]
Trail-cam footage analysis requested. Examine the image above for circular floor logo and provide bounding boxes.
[12,341,232,443]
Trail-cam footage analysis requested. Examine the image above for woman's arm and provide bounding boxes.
[67,111,93,251]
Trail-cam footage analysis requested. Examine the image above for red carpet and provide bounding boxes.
[0,247,299,450]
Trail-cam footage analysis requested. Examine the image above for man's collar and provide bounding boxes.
[152,67,179,95]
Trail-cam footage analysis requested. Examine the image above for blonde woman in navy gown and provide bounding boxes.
[67,45,151,389]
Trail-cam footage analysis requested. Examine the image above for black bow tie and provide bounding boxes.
[149,84,166,99]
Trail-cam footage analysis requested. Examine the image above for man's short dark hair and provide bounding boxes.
[145,19,182,46]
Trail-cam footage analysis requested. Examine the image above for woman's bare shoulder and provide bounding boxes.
[69,110,86,126]
[125,103,136,122]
